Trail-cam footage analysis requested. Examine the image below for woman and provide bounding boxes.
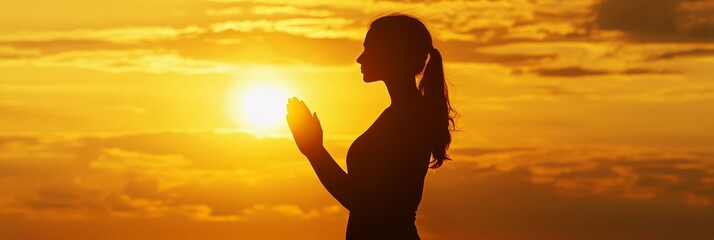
[286,14,456,240]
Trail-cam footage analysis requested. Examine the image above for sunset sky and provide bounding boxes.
[1,0,713,239]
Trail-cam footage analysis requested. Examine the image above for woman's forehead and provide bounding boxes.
[363,29,376,46]
[363,29,392,47]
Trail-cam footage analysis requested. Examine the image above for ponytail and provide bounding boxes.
[419,48,455,169]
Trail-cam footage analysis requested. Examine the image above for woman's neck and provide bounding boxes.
[384,75,422,109]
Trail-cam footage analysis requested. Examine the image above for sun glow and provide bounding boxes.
[230,68,295,132]
[240,85,289,129]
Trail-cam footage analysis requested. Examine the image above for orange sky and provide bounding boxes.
[1,0,713,239]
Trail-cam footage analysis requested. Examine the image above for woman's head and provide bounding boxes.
[357,14,433,82]
[358,14,456,169]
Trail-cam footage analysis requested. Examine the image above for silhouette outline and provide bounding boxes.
[286,14,456,240]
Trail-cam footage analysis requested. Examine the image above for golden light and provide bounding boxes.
[230,67,295,133]
[240,84,289,129]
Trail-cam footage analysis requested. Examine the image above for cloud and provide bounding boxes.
[418,146,714,240]
[0,131,345,224]
[451,147,535,158]
[210,18,362,39]
[235,203,343,220]
[531,66,609,77]
[5,1,706,72]
[620,67,677,75]
[595,0,714,42]
[205,7,244,16]
[0,135,39,146]
[585,84,714,102]
[531,66,674,77]
[250,5,333,17]
[0,49,237,74]
[469,51,557,66]
[0,28,363,68]
[205,0,596,45]
[0,48,350,74]
[1,131,714,239]
[647,48,714,60]
[0,26,205,44]
[0,46,41,59]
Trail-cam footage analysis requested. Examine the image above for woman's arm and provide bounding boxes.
[303,146,357,211]
[286,97,357,211]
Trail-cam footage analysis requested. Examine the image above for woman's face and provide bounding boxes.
[356,29,392,82]
[356,28,424,83]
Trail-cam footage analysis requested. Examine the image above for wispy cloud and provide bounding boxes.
[647,48,714,60]
[0,131,342,223]
[250,5,333,17]
[210,18,361,39]
[595,0,714,42]
[530,66,675,77]
[424,145,714,239]
[0,26,205,44]
[0,49,235,74]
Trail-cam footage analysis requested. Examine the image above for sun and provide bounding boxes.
[239,84,290,129]
[229,67,297,133]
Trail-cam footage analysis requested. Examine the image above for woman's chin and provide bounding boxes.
[362,75,380,82]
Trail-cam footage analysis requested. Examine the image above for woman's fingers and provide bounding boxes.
[296,100,309,114]
[286,97,320,131]
[287,98,313,119]
[286,98,302,116]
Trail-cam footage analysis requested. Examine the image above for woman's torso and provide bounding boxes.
[345,102,433,239]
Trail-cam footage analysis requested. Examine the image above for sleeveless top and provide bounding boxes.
[344,101,433,240]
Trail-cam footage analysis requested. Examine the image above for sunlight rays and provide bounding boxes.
[230,67,295,135]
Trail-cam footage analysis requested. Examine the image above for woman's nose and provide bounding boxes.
[356,51,364,64]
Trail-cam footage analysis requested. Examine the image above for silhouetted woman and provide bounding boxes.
[286,14,455,240]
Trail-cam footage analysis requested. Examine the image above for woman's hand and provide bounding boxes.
[286,97,324,157]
